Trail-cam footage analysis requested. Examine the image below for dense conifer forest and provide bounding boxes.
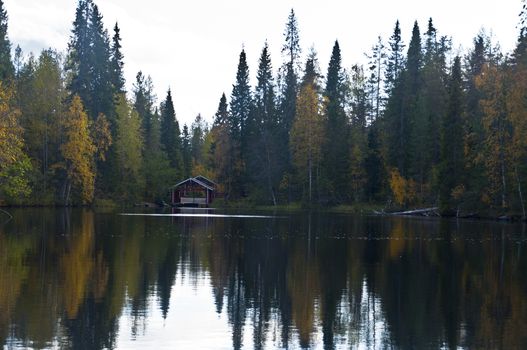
[1,0,527,217]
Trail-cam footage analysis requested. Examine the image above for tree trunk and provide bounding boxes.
[308,157,312,204]
[515,166,526,220]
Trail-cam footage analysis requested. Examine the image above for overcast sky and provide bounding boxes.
[3,0,521,126]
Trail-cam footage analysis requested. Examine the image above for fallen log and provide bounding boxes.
[387,207,439,216]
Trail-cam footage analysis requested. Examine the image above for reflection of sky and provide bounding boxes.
[115,273,392,349]
[117,273,233,350]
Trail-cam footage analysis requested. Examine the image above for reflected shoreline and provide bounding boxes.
[1,209,526,349]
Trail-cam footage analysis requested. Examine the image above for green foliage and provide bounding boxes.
[0,0,13,83]
[114,93,144,202]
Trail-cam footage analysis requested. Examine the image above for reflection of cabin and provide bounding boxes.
[171,176,216,207]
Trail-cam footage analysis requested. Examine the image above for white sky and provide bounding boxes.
[4,0,521,126]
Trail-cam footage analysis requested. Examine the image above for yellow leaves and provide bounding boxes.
[290,84,325,175]
[451,184,466,201]
[92,113,112,162]
[61,95,96,204]
[0,82,24,167]
[389,168,417,206]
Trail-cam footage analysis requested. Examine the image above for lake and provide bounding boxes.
[1,208,526,349]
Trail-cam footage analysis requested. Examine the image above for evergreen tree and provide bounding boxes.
[66,0,113,120]
[463,33,488,206]
[348,65,370,202]
[88,4,113,118]
[290,54,325,203]
[229,49,252,195]
[182,125,192,178]
[385,20,405,94]
[279,9,301,133]
[420,19,450,194]
[367,36,386,122]
[114,93,144,202]
[229,49,252,146]
[110,22,125,94]
[439,57,464,214]
[66,0,93,112]
[191,114,206,166]
[160,89,182,171]
[0,0,13,83]
[323,40,349,201]
[133,72,156,150]
[405,21,424,183]
[214,93,229,126]
[301,47,321,89]
[250,42,279,204]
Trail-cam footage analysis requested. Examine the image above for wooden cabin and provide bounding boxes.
[171,176,217,207]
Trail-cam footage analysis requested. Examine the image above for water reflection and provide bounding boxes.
[0,209,526,349]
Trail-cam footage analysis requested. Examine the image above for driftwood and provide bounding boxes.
[374,207,439,217]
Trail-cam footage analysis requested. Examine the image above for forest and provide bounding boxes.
[1,0,527,217]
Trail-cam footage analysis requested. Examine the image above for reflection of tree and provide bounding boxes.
[2,210,527,349]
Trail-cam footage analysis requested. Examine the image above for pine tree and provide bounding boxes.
[279,9,301,133]
[134,72,156,151]
[348,65,370,202]
[214,93,229,126]
[110,22,125,94]
[229,49,252,147]
[367,36,386,122]
[463,33,488,206]
[229,49,252,195]
[88,4,113,118]
[191,114,206,166]
[182,125,192,178]
[160,89,182,170]
[385,20,405,94]
[420,19,449,192]
[250,42,279,204]
[439,57,465,214]
[323,40,349,200]
[66,0,113,120]
[0,0,13,83]
[405,21,425,184]
[67,0,93,112]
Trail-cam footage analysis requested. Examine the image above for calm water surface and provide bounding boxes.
[1,208,526,349]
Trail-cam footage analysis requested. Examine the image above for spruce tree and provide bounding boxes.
[111,22,125,94]
[439,57,464,214]
[229,49,252,146]
[251,42,279,204]
[367,36,386,122]
[182,124,192,178]
[214,93,229,126]
[229,49,252,195]
[0,0,13,83]
[385,20,405,94]
[133,72,155,150]
[323,40,349,200]
[67,0,92,111]
[88,4,113,118]
[160,89,182,171]
[420,19,449,191]
[280,9,301,133]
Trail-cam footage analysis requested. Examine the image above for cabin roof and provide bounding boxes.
[193,175,216,187]
[173,177,215,191]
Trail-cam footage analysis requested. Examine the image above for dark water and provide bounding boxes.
[1,209,527,349]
